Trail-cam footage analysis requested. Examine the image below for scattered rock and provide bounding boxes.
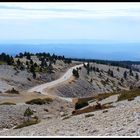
[60,112,65,117]
[85,114,94,118]
[103,110,108,113]
[44,109,49,112]
[42,115,52,120]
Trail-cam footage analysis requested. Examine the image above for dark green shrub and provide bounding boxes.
[5,88,19,94]
[26,98,53,105]
[75,101,89,110]
[72,69,79,78]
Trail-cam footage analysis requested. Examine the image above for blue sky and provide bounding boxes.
[0,2,140,43]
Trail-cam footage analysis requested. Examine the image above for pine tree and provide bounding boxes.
[121,78,124,83]
[124,71,127,79]
[87,68,90,75]
[110,70,114,77]
[136,73,139,81]
[17,59,21,66]
[72,69,79,78]
[24,107,33,122]
[26,53,31,60]
[26,61,29,66]
[90,78,93,83]
[30,59,33,65]
[129,69,134,76]
[34,62,38,68]
[96,67,100,72]
[117,67,120,72]
[33,71,36,79]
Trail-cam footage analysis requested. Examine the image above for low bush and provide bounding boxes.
[5,88,19,94]
[26,98,53,105]
[75,101,89,110]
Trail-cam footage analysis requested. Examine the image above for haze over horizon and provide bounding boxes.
[0,2,140,60]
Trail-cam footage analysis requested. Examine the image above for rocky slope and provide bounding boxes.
[0,56,73,93]
[0,97,73,131]
[0,95,140,136]
[53,63,140,98]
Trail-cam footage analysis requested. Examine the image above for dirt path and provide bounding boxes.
[28,63,85,101]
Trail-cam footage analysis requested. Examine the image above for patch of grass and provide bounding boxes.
[95,92,118,101]
[0,61,5,65]
[74,92,117,109]
[0,102,16,105]
[25,98,53,105]
[72,102,114,116]
[74,96,95,104]
[117,89,140,102]
[14,119,40,129]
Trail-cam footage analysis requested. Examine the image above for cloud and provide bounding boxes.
[0,4,87,12]
[0,2,140,19]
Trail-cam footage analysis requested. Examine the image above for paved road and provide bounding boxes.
[28,63,85,97]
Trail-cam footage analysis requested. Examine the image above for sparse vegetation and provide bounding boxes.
[5,88,19,94]
[72,102,114,116]
[14,118,40,129]
[95,92,118,101]
[0,102,16,105]
[25,98,53,105]
[12,107,40,129]
[117,89,140,102]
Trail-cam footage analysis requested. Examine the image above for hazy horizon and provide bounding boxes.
[0,2,140,61]
[0,43,140,61]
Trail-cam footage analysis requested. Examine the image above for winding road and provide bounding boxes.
[28,63,85,100]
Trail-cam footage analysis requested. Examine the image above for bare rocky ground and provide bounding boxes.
[0,95,140,136]
[0,60,140,136]
[0,97,74,132]
[54,63,140,98]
